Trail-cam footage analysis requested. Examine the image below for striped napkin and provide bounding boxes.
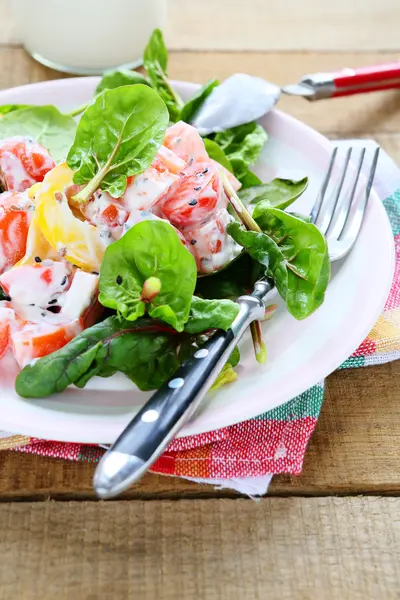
[1,140,399,495]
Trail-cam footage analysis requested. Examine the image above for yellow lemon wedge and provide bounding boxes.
[27,182,42,203]
[35,163,105,272]
[16,211,59,266]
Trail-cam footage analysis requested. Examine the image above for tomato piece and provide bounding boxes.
[152,145,186,175]
[0,307,15,359]
[0,191,33,274]
[0,137,55,192]
[80,190,128,232]
[159,162,222,229]
[11,319,83,368]
[163,121,209,166]
[183,209,241,274]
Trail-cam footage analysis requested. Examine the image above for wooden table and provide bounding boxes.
[0,1,399,598]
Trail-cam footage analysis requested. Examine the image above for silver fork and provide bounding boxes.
[311,145,380,259]
[93,145,380,499]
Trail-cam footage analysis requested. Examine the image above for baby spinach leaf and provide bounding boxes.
[99,220,197,331]
[288,212,311,223]
[95,69,150,94]
[184,296,240,334]
[67,85,169,202]
[238,170,262,189]
[195,252,262,300]
[143,28,183,122]
[211,362,237,390]
[144,28,168,71]
[214,122,267,187]
[203,138,233,172]
[239,177,309,211]
[0,106,77,163]
[228,208,330,319]
[0,104,31,116]
[67,70,152,118]
[227,346,240,368]
[180,79,219,123]
[227,222,288,300]
[15,316,182,397]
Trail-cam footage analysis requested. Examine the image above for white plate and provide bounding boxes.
[0,78,395,443]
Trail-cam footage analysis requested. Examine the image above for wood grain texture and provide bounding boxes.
[2,0,400,51]
[167,0,400,52]
[0,498,399,600]
[1,361,399,499]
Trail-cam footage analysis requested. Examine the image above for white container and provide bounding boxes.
[11,0,166,74]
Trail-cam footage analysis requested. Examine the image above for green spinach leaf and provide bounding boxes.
[238,170,262,189]
[203,138,233,172]
[214,122,267,187]
[0,106,76,163]
[239,177,308,211]
[211,362,237,390]
[67,85,169,202]
[228,208,330,319]
[180,79,219,123]
[143,28,183,121]
[195,252,262,300]
[95,69,150,94]
[184,296,240,334]
[0,104,31,116]
[99,220,197,331]
[227,222,288,298]
[15,316,182,397]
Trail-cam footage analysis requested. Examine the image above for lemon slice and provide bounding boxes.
[35,163,105,272]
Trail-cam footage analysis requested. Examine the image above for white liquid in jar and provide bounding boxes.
[11,0,166,74]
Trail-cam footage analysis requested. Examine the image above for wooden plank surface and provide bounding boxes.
[1,360,399,499]
[2,0,400,51]
[0,498,399,600]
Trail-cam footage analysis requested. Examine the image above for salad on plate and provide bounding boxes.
[0,30,329,400]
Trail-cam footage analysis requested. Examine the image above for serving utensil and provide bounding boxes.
[93,145,380,499]
[193,62,400,134]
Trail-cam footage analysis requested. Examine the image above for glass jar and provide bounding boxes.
[11,0,166,74]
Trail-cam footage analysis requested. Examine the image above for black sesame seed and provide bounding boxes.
[194,186,201,191]
[190,239,197,245]
[34,256,42,263]
[92,271,99,276]
[188,199,197,206]
[202,168,209,174]
[28,303,35,306]
[61,276,67,286]
[41,312,46,317]
[47,305,61,314]
[48,299,58,305]
[116,275,123,285]
[189,157,194,165]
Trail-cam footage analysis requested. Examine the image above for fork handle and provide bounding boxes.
[93,285,271,499]
[331,62,400,97]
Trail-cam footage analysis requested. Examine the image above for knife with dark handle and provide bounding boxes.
[93,279,273,499]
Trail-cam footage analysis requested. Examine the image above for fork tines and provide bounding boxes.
[311,144,380,261]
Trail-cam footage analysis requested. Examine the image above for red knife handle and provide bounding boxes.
[331,62,400,97]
